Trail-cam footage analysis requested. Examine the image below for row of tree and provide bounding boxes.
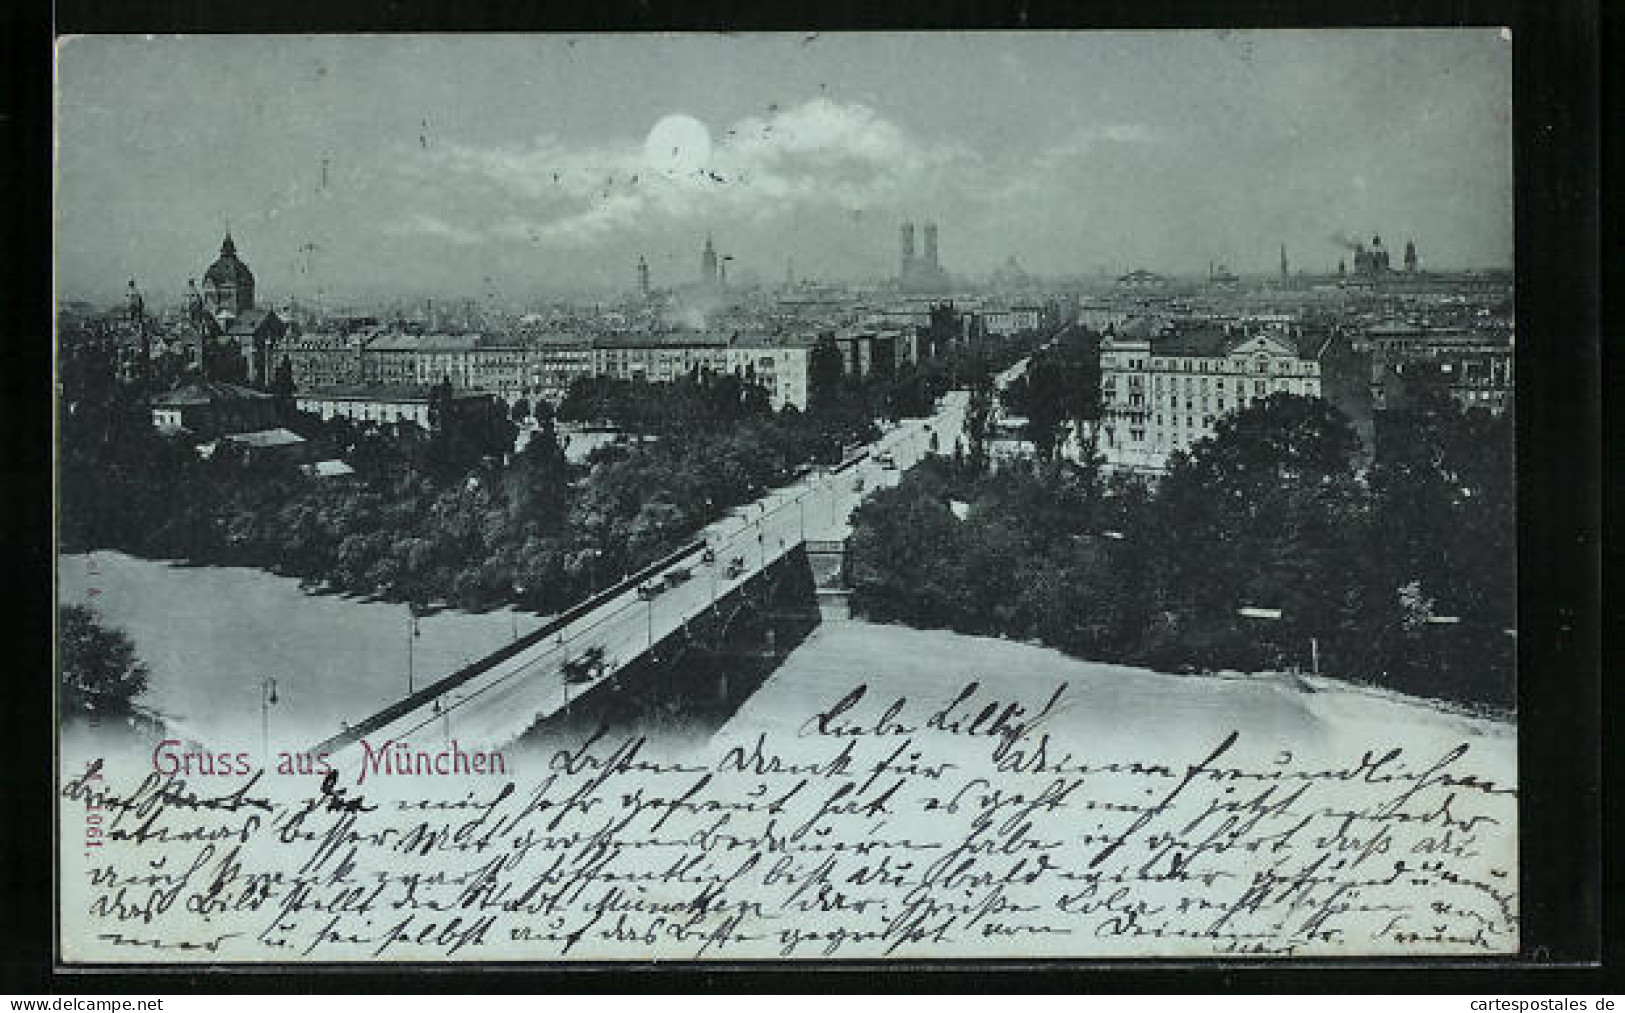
[847,391,1515,711]
[996,326,1103,460]
[59,349,888,616]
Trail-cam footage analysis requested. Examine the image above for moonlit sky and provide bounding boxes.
[55,31,1513,304]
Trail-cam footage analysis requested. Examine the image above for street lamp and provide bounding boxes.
[406,603,422,695]
[435,692,465,746]
[260,678,279,763]
[586,548,601,594]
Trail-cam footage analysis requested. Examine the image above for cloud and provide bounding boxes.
[384,211,485,246]
[984,122,1164,204]
[383,98,971,248]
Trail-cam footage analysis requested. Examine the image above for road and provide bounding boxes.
[327,390,971,764]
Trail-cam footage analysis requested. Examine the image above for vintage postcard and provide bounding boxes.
[55,30,1517,964]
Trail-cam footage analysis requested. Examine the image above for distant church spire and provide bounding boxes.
[186,277,205,325]
[701,233,719,285]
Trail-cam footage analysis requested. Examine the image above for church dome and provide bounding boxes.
[202,232,256,317]
[204,232,255,289]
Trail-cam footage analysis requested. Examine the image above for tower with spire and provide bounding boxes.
[701,234,719,287]
[637,255,650,298]
[186,278,205,328]
[127,278,150,391]
[898,219,947,292]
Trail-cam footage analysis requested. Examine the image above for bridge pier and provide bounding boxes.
[804,538,852,621]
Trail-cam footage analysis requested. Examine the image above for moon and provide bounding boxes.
[645,114,713,174]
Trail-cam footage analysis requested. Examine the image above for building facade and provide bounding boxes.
[1097,319,1325,475]
[1370,352,1514,416]
[276,332,368,389]
[527,336,595,405]
[978,305,1042,337]
[302,328,816,420]
[591,335,732,383]
[150,380,279,438]
[294,385,488,428]
[726,338,811,411]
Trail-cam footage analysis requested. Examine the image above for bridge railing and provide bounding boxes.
[830,451,869,475]
[308,538,706,756]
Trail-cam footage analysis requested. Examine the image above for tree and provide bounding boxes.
[59,604,150,719]
[1000,327,1102,461]
[1359,398,1515,706]
[847,467,971,629]
[204,337,251,385]
[427,375,455,433]
[963,384,994,474]
[271,355,296,421]
[805,337,846,416]
[1149,394,1366,671]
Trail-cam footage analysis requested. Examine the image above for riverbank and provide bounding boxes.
[58,551,546,746]
[714,619,1514,783]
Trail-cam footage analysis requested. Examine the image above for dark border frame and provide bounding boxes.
[6,0,1608,993]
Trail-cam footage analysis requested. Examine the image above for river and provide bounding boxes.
[58,551,545,749]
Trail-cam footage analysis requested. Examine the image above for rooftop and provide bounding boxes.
[303,459,358,478]
[1151,326,1234,358]
[364,333,485,352]
[151,380,273,407]
[296,383,449,402]
[593,332,731,350]
[221,307,284,336]
[221,427,306,449]
[730,332,815,350]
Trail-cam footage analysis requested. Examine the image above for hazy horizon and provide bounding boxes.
[55,30,1514,306]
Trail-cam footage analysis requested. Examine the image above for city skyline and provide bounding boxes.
[55,30,1513,304]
